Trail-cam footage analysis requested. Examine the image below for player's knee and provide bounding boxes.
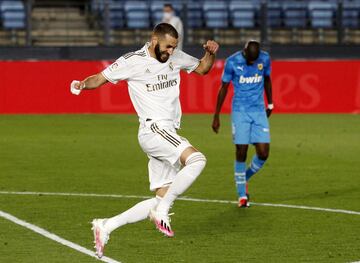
[235,146,247,162]
[236,152,247,162]
[185,152,207,169]
[155,186,169,198]
[258,151,269,161]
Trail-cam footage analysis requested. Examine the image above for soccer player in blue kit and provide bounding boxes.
[212,40,274,208]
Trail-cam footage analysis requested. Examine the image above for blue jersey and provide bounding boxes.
[222,50,271,112]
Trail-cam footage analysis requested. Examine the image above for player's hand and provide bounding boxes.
[70,80,83,95]
[212,115,220,133]
[266,108,272,118]
[203,40,219,55]
[266,104,274,118]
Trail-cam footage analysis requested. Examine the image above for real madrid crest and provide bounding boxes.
[257,63,263,70]
[169,62,174,71]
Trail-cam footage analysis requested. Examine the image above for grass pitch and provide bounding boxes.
[0,114,359,263]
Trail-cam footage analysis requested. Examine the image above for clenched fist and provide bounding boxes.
[203,40,219,55]
[70,80,85,95]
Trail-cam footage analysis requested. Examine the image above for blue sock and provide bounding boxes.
[235,161,246,198]
[246,155,266,181]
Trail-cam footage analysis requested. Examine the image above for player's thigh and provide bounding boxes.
[232,111,251,145]
[148,156,177,192]
[138,121,193,168]
[249,111,270,144]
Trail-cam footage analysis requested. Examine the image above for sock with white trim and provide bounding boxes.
[235,161,247,198]
[156,152,207,214]
[104,197,161,233]
[246,155,266,181]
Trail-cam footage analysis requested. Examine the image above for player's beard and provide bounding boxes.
[155,44,170,63]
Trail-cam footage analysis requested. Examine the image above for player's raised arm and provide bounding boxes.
[212,82,230,133]
[70,72,108,95]
[194,40,219,75]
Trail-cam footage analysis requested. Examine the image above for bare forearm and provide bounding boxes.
[212,83,228,133]
[214,86,229,116]
[80,73,107,90]
[194,40,219,75]
[264,77,273,104]
[198,51,216,75]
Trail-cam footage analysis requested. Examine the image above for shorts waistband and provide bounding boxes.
[139,118,176,128]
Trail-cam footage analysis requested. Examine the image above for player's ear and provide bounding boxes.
[151,35,159,46]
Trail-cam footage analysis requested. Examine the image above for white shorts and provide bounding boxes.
[138,119,193,191]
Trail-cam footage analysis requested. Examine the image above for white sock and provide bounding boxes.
[156,152,206,214]
[104,197,160,233]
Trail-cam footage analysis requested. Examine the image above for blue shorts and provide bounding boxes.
[231,111,270,145]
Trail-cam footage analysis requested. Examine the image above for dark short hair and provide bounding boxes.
[244,40,260,61]
[153,23,178,39]
[163,3,174,10]
[245,40,260,49]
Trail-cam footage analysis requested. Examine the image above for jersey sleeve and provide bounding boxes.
[221,58,234,83]
[101,56,134,84]
[264,54,271,77]
[173,49,200,74]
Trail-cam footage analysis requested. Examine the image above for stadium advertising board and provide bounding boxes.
[0,60,359,113]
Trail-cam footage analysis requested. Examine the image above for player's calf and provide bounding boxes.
[246,154,267,181]
[152,152,206,236]
[235,161,247,199]
[157,151,207,214]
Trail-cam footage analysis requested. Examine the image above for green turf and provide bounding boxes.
[0,114,359,263]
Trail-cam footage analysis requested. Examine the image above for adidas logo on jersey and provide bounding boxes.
[239,74,263,84]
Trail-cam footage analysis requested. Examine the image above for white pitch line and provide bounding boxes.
[0,210,121,263]
[0,190,360,216]
[251,201,360,215]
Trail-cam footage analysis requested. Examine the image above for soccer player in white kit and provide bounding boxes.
[70,23,219,258]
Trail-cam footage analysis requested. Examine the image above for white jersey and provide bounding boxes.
[102,43,200,128]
